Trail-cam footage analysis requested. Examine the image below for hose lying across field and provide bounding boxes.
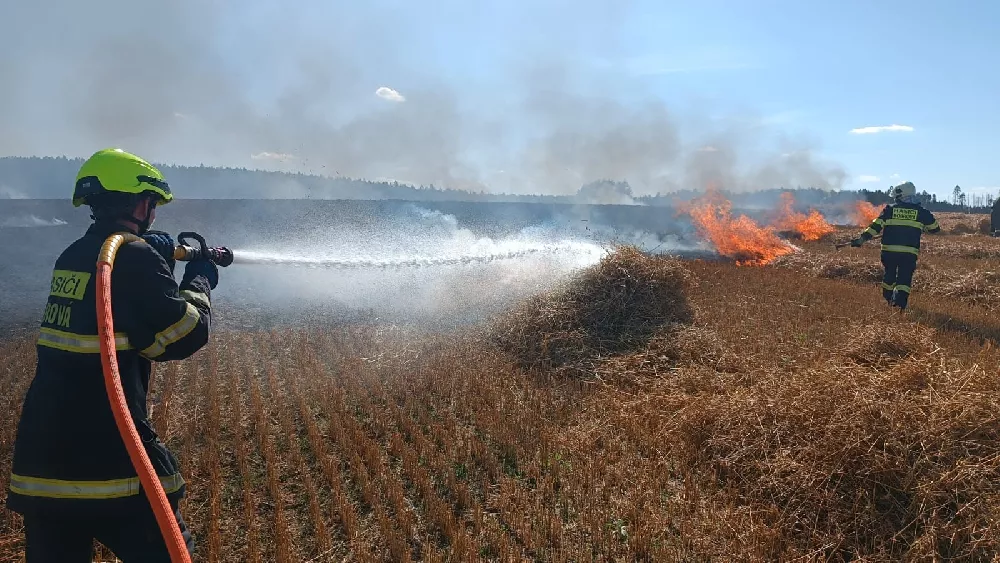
[96,233,191,563]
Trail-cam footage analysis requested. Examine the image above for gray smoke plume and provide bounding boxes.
[0,185,28,199]
[0,215,68,228]
[0,0,847,198]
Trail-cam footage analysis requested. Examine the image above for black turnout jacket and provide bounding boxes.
[862,201,941,255]
[7,221,213,516]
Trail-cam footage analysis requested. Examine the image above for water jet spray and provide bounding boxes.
[230,240,607,270]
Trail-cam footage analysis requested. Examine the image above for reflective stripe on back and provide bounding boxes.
[37,327,132,353]
[881,244,920,255]
[883,218,925,229]
[10,472,184,500]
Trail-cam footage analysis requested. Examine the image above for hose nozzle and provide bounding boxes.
[172,231,234,267]
[173,244,234,267]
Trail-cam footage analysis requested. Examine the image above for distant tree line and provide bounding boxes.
[0,156,993,211]
[856,184,995,212]
[0,156,572,203]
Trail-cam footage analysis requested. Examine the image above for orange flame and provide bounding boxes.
[679,190,795,266]
[772,192,835,241]
[851,201,881,226]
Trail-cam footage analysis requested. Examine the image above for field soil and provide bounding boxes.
[3,213,1000,561]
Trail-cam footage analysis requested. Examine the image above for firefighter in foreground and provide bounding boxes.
[851,181,940,310]
[5,148,219,561]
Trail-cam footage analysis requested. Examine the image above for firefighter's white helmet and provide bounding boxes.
[893,181,916,201]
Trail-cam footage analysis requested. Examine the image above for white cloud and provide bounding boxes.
[858,175,881,183]
[375,86,405,102]
[849,124,914,134]
[890,173,901,179]
[697,146,719,152]
[251,152,296,161]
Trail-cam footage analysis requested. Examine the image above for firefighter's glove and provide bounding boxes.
[850,238,864,247]
[182,259,219,290]
[142,231,176,273]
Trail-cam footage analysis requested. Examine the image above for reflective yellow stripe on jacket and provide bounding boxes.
[179,289,210,309]
[37,328,132,353]
[9,472,184,500]
[881,244,920,255]
[883,218,925,229]
[140,302,201,359]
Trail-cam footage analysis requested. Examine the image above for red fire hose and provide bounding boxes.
[96,233,192,563]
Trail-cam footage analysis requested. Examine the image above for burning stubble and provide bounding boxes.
[771,192,836,241]
[677,190,797,266]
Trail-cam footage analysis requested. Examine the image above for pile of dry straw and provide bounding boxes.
[489,246,695,378]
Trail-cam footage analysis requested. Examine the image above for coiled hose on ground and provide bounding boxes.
[96,233,192,563]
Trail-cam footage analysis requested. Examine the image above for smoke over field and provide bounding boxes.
[0,1,849,200]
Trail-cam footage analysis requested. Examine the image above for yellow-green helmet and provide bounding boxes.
[73,148,173,207]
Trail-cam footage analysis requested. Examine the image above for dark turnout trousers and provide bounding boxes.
[22,504,194,562]
[881,251,918,309]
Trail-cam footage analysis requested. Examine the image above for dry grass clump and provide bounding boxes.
[490,246,695,376]
[591,325,744,384]
[843,320,938,367]
[935,212,989,235]
[919,264,1000,311]
[814,255,884,283]
[950,222,977,235]
[777,250,883,284]
[920,236,1000,259]
[979,216,992,234]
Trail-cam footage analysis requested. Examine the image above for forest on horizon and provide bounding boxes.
[0,155,991,212]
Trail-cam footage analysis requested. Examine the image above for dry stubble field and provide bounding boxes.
[2,212,1000,561]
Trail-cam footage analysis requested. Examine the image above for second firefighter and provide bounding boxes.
[851,181,941,310]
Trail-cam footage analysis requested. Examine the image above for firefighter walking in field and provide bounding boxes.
[851,181,941,310]
[5,148,220,561]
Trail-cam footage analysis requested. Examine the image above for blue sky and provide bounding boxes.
[3,0,996,200]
